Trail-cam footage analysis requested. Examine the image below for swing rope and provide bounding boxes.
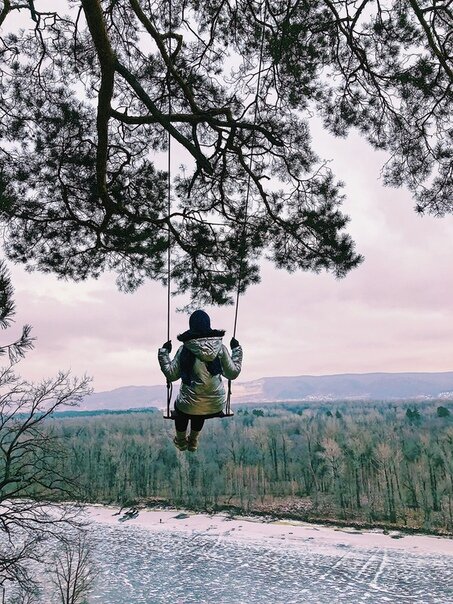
[225,14,267,416]
[165,0,173,419]
[164,6,266,419]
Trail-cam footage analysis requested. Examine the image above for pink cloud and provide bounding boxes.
[5,126,453,390]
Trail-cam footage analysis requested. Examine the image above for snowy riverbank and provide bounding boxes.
[84,504,453,557]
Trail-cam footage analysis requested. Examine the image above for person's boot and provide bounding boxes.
[173,430,188,451]
[187,430,201,452]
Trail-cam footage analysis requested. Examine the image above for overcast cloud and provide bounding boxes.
[6,125,453,392]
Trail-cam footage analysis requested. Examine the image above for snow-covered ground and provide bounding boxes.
[85,506,453,603]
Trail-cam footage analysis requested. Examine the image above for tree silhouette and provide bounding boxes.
[0,261,92,598]
[0,1,451,303]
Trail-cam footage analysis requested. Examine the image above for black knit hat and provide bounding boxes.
[189,310,211,333]
[177,309,225,342]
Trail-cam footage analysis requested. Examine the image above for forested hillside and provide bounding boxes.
[49,401,453,534]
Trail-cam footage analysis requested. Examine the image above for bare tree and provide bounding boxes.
[0,261,92,599]
[50,531,98,604]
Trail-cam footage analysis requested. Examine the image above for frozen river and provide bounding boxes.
[86,507,453,604]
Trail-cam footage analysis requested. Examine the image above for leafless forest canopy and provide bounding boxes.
[43,399,453,534]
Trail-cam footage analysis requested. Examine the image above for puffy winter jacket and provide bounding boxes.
[158,337,243,415]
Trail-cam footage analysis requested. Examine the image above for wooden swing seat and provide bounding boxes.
[163,409,234,420]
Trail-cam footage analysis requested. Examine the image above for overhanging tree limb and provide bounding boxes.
[110,108,284,146]
[408,0,453,83]
[114,59,213,174]
[129,0,200,113]
[0,0,450,302]
[0,0,11,28]
[80,0,116,210]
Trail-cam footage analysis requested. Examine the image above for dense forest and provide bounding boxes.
[46,400,453,534]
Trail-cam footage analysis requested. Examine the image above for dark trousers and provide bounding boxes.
[173,407,206,432]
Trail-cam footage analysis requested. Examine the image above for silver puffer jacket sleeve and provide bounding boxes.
[219,344,243,380]
[158,346,182,382]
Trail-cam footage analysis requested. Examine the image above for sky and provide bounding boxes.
[5,117,453,393]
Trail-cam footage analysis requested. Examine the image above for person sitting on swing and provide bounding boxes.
[158,310,243,452]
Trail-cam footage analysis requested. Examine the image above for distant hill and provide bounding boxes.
[80,372,453,410]
[80,385,171,410]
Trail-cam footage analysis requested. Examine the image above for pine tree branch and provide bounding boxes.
[110,109,283,146]
[0,0,11,28]
[80,0,116,210]
[408,0,453,83]
[128,0,199,113]
[114,59,213,174]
